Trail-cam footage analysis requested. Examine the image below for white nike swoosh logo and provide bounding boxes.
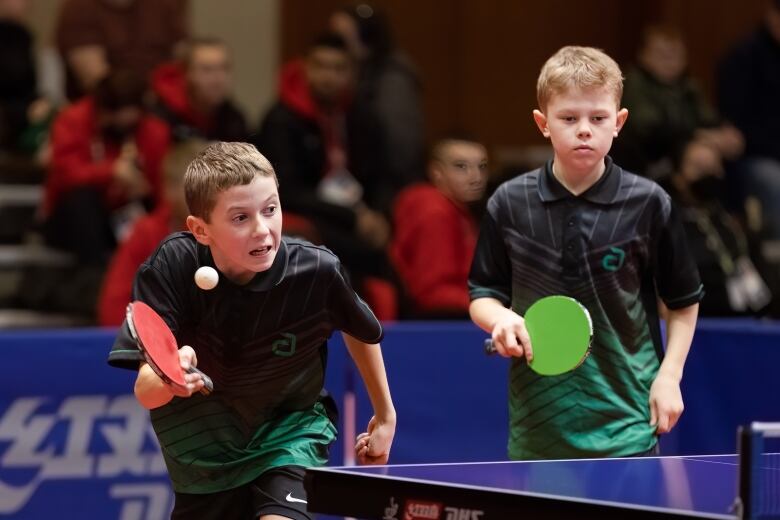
[285,492,307,504]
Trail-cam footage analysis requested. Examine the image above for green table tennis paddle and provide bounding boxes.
[484,295,593,376]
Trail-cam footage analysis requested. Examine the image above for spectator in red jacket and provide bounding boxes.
[151,37,248,143]
[391,136,488,318]
[43,69,170,264]
[98,139,206,326]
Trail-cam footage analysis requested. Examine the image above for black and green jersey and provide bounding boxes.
[469,158,702,459]
[108,233,382,493]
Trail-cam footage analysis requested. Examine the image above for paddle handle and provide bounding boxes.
[484,338,498,356]
[186,366,214,396]
[484,338,528,360]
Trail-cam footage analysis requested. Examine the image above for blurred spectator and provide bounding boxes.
[55,0,188,99]
[98,139,206,326]
[0,0,54,157]
[668,141,772,316]
[391,136,487,318]
[613,25,743,181]
[330,3,425,189]
[257,33,392,279]
[42,69,170,264]
[150,37,249,142]
[717,0,780,239]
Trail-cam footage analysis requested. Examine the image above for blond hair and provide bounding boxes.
[536,46,624,111]
[184,141,277,221]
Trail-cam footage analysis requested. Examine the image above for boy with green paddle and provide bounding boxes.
[469,46,702,459]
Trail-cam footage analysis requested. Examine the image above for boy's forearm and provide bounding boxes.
[342,333,396,422]
[659,303,699,382]
[134,363,175,410]
[469,297,513,333]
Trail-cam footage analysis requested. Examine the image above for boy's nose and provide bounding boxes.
[252,215,269,236]
[577,124,592,138]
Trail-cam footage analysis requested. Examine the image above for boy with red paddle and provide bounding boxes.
[108,142,395,520]
[469,47,702,460]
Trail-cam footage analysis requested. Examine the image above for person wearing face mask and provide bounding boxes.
[41,69,171,265]
[668,141,772,316]
[718,0,780,241]
[611,25,743,182]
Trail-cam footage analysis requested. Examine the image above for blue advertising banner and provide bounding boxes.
[0,328,352,519]
[2,319,780,518]
[0,329,172,519]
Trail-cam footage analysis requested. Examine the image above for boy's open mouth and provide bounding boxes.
[250,246,273,256]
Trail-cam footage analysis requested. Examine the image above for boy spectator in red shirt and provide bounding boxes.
[391,136,488,318]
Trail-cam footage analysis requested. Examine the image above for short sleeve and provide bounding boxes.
[328,263,383,344]
[468,195,512,307]
[107,258,185,370]
[653,199,704,309]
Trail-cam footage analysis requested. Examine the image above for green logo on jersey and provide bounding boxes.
[602,247,626,271]
[272,333,297,357]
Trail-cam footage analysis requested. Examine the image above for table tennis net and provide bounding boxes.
[736,422,780,520]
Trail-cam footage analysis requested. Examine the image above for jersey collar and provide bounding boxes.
[197,238,290,292]
[538,156,621,204]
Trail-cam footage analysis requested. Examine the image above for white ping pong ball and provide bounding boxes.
[194,266,219,290]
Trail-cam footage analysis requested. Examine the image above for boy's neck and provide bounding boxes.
[551,158,606,196]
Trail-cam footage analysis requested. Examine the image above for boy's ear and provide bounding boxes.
[614,108,629,137]
[186,215,212,246]
[533,110,550,138]
[428,160,443,184]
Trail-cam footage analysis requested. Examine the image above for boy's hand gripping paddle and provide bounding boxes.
[485,295,592,376]
[126,301,213,395]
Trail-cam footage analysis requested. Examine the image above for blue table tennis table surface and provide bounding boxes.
[304,455,761,519]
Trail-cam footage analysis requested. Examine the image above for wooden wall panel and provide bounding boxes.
[281,0,767,156]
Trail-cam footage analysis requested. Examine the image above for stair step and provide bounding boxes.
[0,309,90,328]
[0,185,42,207]
[0,244,75,268]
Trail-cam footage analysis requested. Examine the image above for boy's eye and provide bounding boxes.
[232,214,248,223]
[263,205,277,216]
[562,116,577,122]
[453,162,468,170]
[479,162,488,171]
[591,116,607,122]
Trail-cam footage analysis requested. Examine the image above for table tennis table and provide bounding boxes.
[304,454,777,519]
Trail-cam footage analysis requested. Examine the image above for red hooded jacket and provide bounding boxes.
[151,62,210,133]
[44,98,170,217]
[150,61,248,141]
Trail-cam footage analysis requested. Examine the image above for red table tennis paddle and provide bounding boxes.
[485,295,592,376]
[126,301,213,395]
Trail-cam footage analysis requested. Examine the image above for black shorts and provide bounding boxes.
[630,441,661,457]
[171,466,312,520]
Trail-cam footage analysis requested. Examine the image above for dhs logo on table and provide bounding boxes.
[443,507,485,520]
[0,395,172,519]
